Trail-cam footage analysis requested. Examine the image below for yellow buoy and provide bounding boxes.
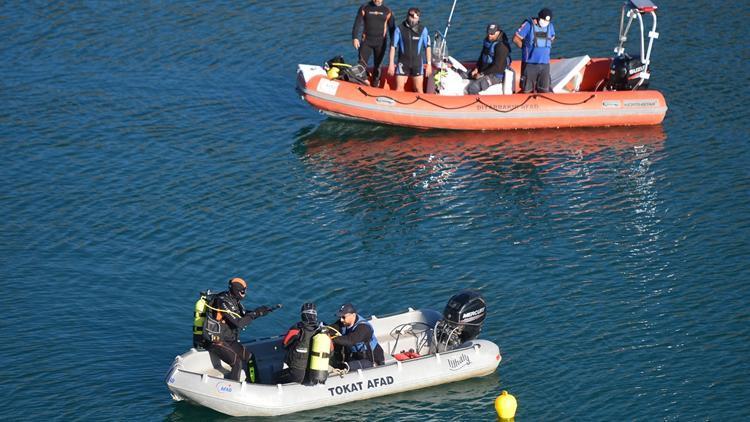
[495,390,517,420]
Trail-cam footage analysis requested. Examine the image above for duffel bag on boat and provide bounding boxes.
[340,64,369,85]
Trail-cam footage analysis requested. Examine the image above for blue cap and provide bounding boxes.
[336,303,357,317]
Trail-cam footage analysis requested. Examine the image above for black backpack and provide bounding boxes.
[340,64,369,85]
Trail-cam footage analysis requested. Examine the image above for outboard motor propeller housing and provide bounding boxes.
[607,53,649,91]
[434,290,487,352]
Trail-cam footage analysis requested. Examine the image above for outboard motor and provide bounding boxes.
[606,0,659,90]
[434,290,486,352]
[607,54,649,91]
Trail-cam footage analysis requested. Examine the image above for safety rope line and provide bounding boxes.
[205,304,241,319]
[355,87,596,113]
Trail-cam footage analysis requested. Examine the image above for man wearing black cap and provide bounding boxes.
[329,303,385,371]
[513,7,556,93]
[467,23,512,95]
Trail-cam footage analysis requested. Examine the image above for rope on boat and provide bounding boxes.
[356,87,596,113]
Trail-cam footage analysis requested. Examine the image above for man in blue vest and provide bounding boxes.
[387,7,432,93]
[467,23,511,95]
[513,8,556,93]
[331,303,385,371]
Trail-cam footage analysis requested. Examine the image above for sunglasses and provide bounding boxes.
[409,13,419,18]
[238,289,246,295]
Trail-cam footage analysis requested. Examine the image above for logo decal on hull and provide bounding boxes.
[376,97,396,105]
[216,382,233,393]
[327,376,395,396]
[448,353,472,371]
[623,99,659,108]
[317,79,340,96]
[602,100,621,108]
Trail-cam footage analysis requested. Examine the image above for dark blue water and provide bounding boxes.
[2,1,748,420]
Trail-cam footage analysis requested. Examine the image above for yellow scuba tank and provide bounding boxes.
[246,355,257,383]
[308,331,332,385]
[192,290,213,348]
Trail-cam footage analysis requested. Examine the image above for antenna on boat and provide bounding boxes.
[443,0,458,40]
[433,0,458,65]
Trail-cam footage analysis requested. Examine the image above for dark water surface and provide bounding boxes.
[2,1,748,420]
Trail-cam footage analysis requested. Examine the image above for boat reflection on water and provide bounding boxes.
[294,121,666,188]
[293,121,667,244]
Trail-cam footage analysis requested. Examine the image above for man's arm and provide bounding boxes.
[514,21,529,48]
[215,297,257,330]
[386,8,395,43]
[352,6,366,49]
[332,322,373,347]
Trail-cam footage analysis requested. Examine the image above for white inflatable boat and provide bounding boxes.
[166,293,501,417]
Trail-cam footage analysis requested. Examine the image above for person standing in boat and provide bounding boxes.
[205,277,276,382]
[466,23,512,95]
[352,0,395,88]
[513,8,556,93]
[330,303,385,371]
[276,302,321,384]
[387,7,432,93]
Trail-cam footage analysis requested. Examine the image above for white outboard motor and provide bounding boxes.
[433,290,487,352]
[607,0,659,90]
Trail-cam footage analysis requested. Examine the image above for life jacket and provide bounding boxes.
[396,21,425,61]
[342,315,380,362]
[480,38,512,76]
[528,18,552,49]
[284,322,319,372]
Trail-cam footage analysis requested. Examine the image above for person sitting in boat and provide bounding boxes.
[387,7,432,93]
[352,0,395,88]
[276,302,321,384]
[330,303,385,371]
[466,23,512,95]
[205,277,276,382]
[513,7,556,93]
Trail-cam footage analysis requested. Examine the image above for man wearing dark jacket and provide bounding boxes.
[330,303,385,371]
[206,277,276,382]
[467,23,511,95]
[352,0,395,87]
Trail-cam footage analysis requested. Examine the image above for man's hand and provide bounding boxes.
[254,305,273,316]
[387,63,395,76]
[353,39,360,50]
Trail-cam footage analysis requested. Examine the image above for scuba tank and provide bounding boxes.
[307,331,332,385]
[246,355,257,383]
[193,290,214,349]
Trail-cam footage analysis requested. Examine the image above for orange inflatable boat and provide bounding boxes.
[297,1,666,131]
[297,58,666,131]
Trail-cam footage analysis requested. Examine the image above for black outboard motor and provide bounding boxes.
[434,290,487,352]
[606,1,660,90]
[607,54,649,91]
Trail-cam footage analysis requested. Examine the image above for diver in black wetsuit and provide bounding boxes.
[352,0,395,87]
[205,278,276,382]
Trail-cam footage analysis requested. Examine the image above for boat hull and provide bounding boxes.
[297,59,667,131]
[166,308,501,416]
